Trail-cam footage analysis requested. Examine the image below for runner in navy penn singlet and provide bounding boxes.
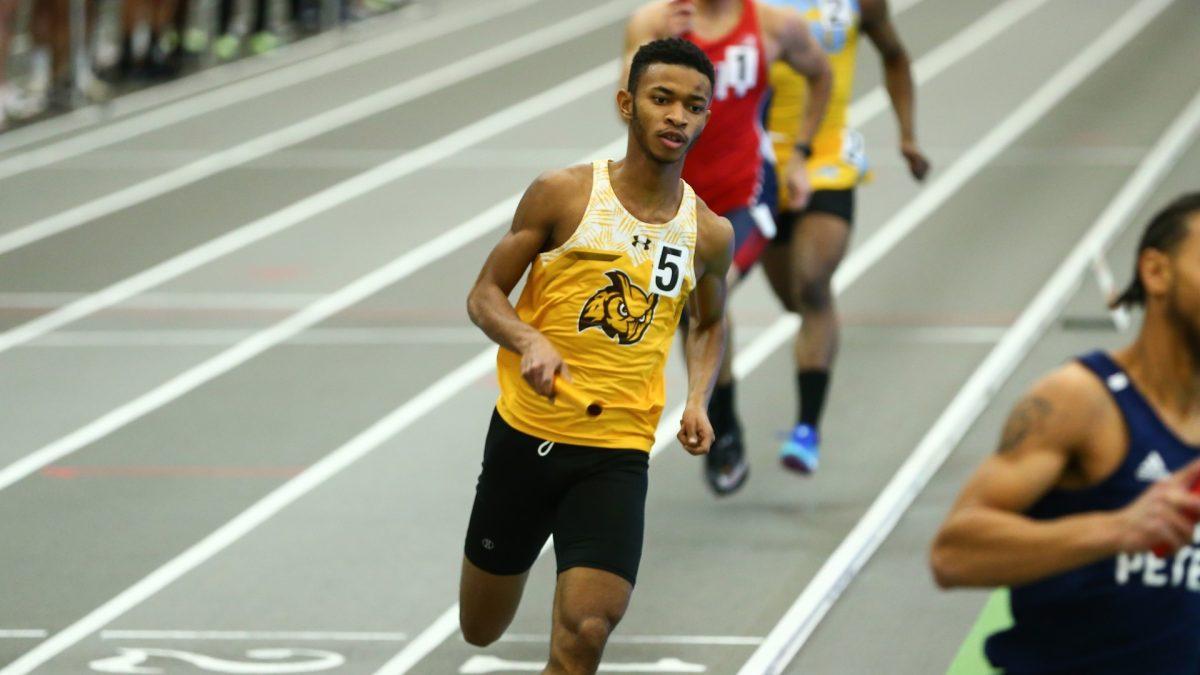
[932,193,1200,675]
[986,351,1200,675]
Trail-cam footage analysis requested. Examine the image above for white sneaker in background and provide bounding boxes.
[131,21,153,62]
[7,48,49,119]
[92,0,123,71]
[29,48,50,92]
[74,64,112,103]
[5,83,48,120]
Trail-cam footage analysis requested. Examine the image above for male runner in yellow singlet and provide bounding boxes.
[763,0,930,475]
[460,39,734,674]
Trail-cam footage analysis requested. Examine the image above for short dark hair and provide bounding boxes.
[627,38,714,95]
[1112,192,1200,308]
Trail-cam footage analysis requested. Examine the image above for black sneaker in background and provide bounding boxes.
[704,429,749,496]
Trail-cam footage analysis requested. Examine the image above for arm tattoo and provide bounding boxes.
[998,396,1053,453]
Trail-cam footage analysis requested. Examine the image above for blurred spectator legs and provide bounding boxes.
[212,0,252,61]
[70,0,109,102]
[248,0,292,55]
[0,0,17,130]
[121,0,183,77]
[0,0,418,131]
[6,0,55,119]
[4,0,107,119]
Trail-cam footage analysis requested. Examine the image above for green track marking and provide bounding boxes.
[947,588,1012,674]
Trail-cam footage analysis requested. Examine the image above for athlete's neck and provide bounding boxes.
[1122,315,1200,418]
[695,0,742,15]
[608,148,684,221]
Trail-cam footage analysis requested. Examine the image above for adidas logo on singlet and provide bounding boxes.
[1136,451,1170,482]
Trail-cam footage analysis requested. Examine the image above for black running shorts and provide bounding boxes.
[771,188,856,246]
[464,410,649,585]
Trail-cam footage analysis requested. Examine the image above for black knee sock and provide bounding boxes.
[708,382,739,438]
[797,370,830,429]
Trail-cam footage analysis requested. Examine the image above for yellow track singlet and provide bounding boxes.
[496,161,699,451]
[766,0,871,199]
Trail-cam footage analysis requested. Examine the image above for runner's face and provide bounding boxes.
[1166,215,1200,354]
[629,64,711,164]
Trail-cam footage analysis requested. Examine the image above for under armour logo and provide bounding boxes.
[482,538,495,550]
[631,235,652,250]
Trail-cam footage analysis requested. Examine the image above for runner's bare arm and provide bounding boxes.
[677,201,734,456]
[761,4,831,208]
[762,4,831,149]
[467,168,588,397]
[930,365,1200,588]
[861,0,929,180]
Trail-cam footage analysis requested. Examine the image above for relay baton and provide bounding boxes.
[554,378,603,417]
[1152,473,1200,558]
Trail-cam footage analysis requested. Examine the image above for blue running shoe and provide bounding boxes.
[780,424,819,474]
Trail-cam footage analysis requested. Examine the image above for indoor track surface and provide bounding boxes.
[2,0,1200,672]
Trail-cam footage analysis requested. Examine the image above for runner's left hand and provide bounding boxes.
[677,405,713,455]
[900,140,930,181]
[785,153,811,210]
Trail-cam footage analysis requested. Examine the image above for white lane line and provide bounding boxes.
[0,0,540,170]
[497,635,764,646]
[0,0,462,157]
[0,134,624,494]
[889,0,925,14]
[64,143,1147,174]
[0,291,324,310]
[0,0,636,258]
[0,348,498,675]
[0,0,1038,353]
[461,656,705,673]
[11,324,1005,351]
[101,630,408,642]
[847,325,1008,344]
[27,327,488,347]
[0,62,618,358]
[378,608,460,675]
[832,0,1173,317]
[1090,253,1133,331]
[869,148,1148,170]
[0,631,47,640]
[848,0,1051,127]
[740,15,1197,675]
[0,0,1028,666]
[35,147,605,171]
[376,0,1071,667]
[0,0,1014,346]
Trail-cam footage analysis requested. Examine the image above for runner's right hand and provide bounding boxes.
[677,404,713,456]
[1114,457,1200,555]
[521,334,570,399]
[900,139,931,181]
[665,0,695,37]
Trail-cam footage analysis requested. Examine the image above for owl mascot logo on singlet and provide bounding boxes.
[577,270,660,345]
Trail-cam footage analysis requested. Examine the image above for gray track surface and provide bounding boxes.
[0,0,1197,673]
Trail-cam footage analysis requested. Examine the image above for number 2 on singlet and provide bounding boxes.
[819,0,852,28]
